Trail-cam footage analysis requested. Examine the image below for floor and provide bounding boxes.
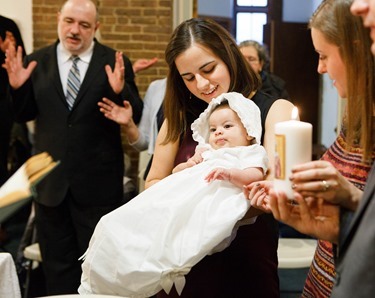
[279,267,309,297]
[22,259,310,297]
[279,224,312,297]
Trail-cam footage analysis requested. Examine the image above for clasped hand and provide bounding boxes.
[242,160,356,244]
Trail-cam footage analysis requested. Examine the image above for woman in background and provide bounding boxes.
[239,39,290,101]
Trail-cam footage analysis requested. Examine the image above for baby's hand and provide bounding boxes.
[190,147,208,165]
[205,168,231,183]
[172,158,197,174]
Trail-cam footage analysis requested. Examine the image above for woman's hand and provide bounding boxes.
[243,180,273,213]
[290,160,362,211]
[269,190,340,243]
[132,57,158,74]
[98,97,133,126]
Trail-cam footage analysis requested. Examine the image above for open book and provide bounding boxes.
[0,152,59,208]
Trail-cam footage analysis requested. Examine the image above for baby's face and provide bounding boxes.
[208,106,252,149]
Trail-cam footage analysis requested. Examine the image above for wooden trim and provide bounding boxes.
[197,15,232,34]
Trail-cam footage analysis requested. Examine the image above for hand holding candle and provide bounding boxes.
[274,107,312,199]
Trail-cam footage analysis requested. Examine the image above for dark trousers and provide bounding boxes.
[0,107,12,186]
[34,190,120,295]
[0,131,10,186]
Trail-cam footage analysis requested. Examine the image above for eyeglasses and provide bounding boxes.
[246,57,260,64]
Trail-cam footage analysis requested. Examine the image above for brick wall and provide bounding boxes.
[32,0,174,182]
[32,0,172,93]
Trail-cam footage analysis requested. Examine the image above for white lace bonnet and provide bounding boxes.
[191,92,262,146]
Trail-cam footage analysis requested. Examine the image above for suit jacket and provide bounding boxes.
[331,163,375,297]
[11,40,143,207]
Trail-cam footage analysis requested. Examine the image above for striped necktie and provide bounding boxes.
[66,56,80,110]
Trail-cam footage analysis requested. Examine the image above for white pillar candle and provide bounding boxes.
[274,108,312,199]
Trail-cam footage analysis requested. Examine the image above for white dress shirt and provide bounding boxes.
[57,41,94,97]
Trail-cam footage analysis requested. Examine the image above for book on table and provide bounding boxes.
[0,152,59,210]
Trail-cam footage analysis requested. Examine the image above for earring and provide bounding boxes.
[189,93,192,100]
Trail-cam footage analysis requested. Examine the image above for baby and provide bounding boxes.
[79,92,268,297]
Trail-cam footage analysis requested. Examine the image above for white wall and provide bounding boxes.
[283,0,315,22]
[173,0,193,28]
[0,0,33,54]
[320,75,339,148]
[198,0,321,23]
[198,0,233,18]
[283,0,338,147]
[283,0,322,22]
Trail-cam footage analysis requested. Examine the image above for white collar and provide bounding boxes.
[58,40,95,64]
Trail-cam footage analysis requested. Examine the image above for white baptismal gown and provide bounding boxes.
[79,144,267,298]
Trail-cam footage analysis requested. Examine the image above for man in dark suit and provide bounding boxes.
[331,164,375,297]
[3,0,143,294]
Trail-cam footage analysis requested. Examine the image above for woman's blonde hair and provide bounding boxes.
[310,0,375,162]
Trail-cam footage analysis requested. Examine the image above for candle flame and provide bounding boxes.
[291,107,299,120]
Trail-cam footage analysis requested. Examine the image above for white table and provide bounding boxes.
[38,295,128,297]
[277,238,317,269]
[0,252,21,298]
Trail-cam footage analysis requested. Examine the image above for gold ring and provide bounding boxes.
[322,180,330,191]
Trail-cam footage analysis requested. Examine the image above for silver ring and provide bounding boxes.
[321,180,330,192]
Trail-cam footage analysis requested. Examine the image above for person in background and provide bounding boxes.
[132,57,158,74]
[100,58,163,196]
[239,40,291,101]
[99,77,166,180]
[145,18,295,297]
[246,0,375,297]
[122,153,137,202]
[2,0,143,294]
[0,16,33,263]
[0,16,27,186]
